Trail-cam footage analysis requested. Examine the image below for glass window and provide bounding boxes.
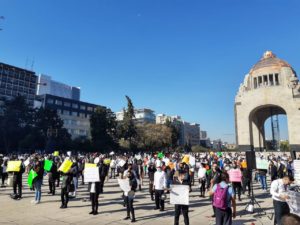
[87,106,93,111]
[269,74,274,86]
[47,98,54,104]
[72,103,78,109]
[64,102,71,107]
[72,111,78,116]
[55,100,62,105]
[80,105,86,110]
[63,110,70,115]
[275,73,279,85]
[80,113,86,118]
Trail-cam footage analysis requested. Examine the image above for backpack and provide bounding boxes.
[213,184,228,210]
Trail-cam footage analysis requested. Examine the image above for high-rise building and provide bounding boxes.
[0,62,37,106]
[36,74,80,101]
[116,108,156,124]
[35,94,104,139]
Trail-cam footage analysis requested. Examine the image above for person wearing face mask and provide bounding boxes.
[123,170,137,223]
[153,162,167,211]
[147,162,157,201]
[230,162,242,201]
[270,175,294,225]
[173,169,190,225]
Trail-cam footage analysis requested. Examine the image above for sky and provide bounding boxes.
[1,0,300,143]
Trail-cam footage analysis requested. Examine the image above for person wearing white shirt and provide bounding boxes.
[153,165,167,211]
[270,175,294,225]
[198,163,207,197]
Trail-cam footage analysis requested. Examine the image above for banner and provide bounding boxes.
[58,159,73,173]
[287,191,300,215]
[27,169,38,188]
[84,167,100,182]
[7,161,22,172]
[44,160,53,172]
[228,169,242,182]
[85,163,97,168]
[293,160,300,185]
[53,151,59,156]
[118,179,131,192]
[256,158,269,170]
[170,185,189,205]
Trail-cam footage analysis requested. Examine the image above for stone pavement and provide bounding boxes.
[0,176,274,225]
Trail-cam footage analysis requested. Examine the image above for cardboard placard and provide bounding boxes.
[256,158,269,170]
[84,167,100,182]
[85,163,97,168]
[118,179,131,192]
[58,159,73,173]
[228,169,242,182]
[7,161,22,172]
[44,160,53,172]
[170,185,189,205]
[53,151,59,156]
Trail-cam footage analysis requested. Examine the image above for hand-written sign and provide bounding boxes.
[84,167,100,183]
[228,169,242,182]
[170,185,189,205]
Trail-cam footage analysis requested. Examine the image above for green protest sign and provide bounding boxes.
[27,169,38,188]
[256,158,269,170]
[44,160,53,172]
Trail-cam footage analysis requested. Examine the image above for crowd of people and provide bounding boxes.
[0,151,300,225]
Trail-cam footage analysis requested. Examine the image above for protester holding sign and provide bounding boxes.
[8,158,25,200]
[87,165,101,215]
[173,168,190,225]
[31,157,44,204]
[270,175,294,225]
[123,169,137,223]
[229,163,242,201]
[46,157,58,195]
[60,168,72,209]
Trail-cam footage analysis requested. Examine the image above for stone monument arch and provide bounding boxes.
[235,51,300,158]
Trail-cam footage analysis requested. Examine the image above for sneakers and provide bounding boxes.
[124,217,130,220]
[31,200,40,204]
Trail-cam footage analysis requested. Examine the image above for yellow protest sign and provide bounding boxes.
[182,155,190,164]
[7,161,22,172]
[168,162,175,170]
[58,159,73,173]
[53,151,59,156]
[85,163,97,168]
[104,158,111,165]
[241,161,247,169]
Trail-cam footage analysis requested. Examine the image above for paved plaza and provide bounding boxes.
[0,176,274,225]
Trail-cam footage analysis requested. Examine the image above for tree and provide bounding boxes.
[136,123,172,151]
[0,96,33,153]
[90,107,118,152]
[165,119,180,148]
[119,96,137,150]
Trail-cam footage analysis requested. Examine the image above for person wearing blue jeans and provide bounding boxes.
[33,179,42,203]
[258,169,268,191]
[31,158,44,204]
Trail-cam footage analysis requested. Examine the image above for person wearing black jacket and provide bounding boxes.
[11,158,25,200]
[173,169,190,225]
[123,169,137,223]
[147,162,156,201]
[88,166,101,215]
[241,167,251,196]
[99,160,109,194]
[60,170,72,208]
[48,158,58,195]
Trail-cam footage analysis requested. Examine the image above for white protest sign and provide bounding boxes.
[287,191,300,215]
[163,157,170,166]
[170,185,189,205]
[256,158,269,170]
[118,179,131,192]
[24,159,30,167]
[67,151,72,157]
[84,167,100,182]
[189,156,196,167]
[293,160,300,185]
[118,160,126,167]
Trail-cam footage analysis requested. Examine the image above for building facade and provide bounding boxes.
[116,108,156,124]
[35,94,103,139]
[0,62,37,106]
[37,74,80,101]
[235,51,300,158]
